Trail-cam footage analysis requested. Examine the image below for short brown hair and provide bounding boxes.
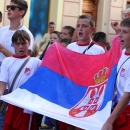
[11,0,28,18]
[60,38,72,46]
[62,26,75,37]
[51,31,61,39]
[120,18,130,28]
[78,14,95,27]
[12,30,30,44]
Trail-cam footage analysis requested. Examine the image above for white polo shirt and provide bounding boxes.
[0,55,41,91]
[116,49,130,102]
[0,25,34,67]
[67,42,105,55]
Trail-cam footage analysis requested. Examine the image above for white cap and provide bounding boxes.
[122,8,130,14]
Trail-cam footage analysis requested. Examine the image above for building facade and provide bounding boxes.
[0,0,129,42]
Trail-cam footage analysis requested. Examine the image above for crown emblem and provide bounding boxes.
[94,67,109,84]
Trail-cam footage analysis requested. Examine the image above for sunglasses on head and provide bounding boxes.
[6,5,23,11]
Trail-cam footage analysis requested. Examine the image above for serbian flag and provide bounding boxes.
[1,37,121,130]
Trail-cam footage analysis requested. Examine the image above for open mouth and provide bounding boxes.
[19,50,24,53]
[79,32,83,37]
[120,40,124,43]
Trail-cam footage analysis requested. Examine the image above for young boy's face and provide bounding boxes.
[50,33,60,44]
[119,26,130,50]
[14,38,30,56]
[60,29,71,39]
[76,18,95,43]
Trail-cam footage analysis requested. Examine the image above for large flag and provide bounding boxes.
[1,37,121,130]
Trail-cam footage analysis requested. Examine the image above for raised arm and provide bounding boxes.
[111,22,120,35]
[0,44,13,57]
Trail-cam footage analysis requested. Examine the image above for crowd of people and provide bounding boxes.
[0,0,130,130]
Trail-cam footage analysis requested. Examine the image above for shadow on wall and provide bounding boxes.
[29,0,50,44]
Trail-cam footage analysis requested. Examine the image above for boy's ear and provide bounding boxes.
[91,27,96,34]
[19,10,25,17]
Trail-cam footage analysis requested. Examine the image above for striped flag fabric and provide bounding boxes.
[1,37,121,130]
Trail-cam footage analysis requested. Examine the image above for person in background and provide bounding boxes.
[39,31,60,60]
[92,32,111,51]
[50,31,60,44]
[39,22,56,50]
[38,31,61,130]
[0,11,2,23]
[60,38,72,47]
[60,26,75,40]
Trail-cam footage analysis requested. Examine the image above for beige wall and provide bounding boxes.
[0,0,5,27]
[96,0,111,33]
[49,0,83,31]
[107,0,127,42]
[62,0,82,28]
[49,0,64,31]
[0,0,128,43]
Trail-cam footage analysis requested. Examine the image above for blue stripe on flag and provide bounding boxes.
[20,66,88,109]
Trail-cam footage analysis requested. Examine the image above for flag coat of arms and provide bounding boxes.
[1,37,121,130]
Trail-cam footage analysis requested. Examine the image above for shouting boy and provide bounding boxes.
[102,18,130,130]
[64,14,105,130]
[67,15,105,55]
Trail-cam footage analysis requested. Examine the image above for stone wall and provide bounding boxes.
[107,0,127,42]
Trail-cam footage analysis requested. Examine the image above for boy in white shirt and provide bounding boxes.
[67,15,105,55]
[0,0,34,69]
[0,0,34,129]
[65,14,105,130]
[102,18,130,130]
[0,30,41,130]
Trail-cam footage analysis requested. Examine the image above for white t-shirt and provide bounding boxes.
[0,25,34,66]
[116,49,130,102]
[0,56,41,91]
[67,42,105,55]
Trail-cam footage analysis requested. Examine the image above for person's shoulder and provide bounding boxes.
[90,44,105,54]
[120,49,127,57]
[20,26,33,35]
[67,42,76,48]
[44,33,50,37]
[4,56,14,60]
[0,25,9,32]
[94,44,105,50]
[2,56,14,65]
[122,49,126,53]
[30,57,41,63]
